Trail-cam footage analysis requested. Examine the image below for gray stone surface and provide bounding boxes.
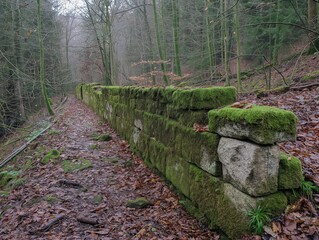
[218,137,280,197]
[215,121,295,145]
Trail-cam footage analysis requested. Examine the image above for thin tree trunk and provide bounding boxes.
[152,0,169,85]
[36,0,54,115]
[172,0,182,76]
[13,0,26,119]
[234,0,241,91]
[224,0,230,86]
[205,3,214,80]
[272,0,280,65]
[308,0,319,53]
[142,0,156,84]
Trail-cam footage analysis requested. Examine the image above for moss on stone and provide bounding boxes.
[62,159,92,172]
[166,154,190,197]
[126,197,152,209]
[256,192,288,217]
[172,87,236,110]
[278,154,303,190]
[209,105,298,135]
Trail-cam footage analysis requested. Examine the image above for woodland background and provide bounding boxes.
[0,0,317,136]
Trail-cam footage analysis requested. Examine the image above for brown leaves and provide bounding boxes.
[0,97,218,239]
[264,198,319,239]
[193,123,209,132]
[230,102,253,109]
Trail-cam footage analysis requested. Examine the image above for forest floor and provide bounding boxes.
[0,97,219,240]
[0,55,318,239]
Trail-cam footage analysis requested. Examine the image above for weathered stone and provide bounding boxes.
[209,106,298,144]
[278,154,303,190]
[224,183,287,216]
[126,197,152,209]
[218,137,280,197]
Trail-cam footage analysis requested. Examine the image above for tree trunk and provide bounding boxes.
[172,0,182,76]
[36,0,54,115]
[308,0,319,53]
[224,0,230,86]
[152,0,169,85]
[234,0,241,91]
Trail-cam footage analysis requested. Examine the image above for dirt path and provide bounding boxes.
[0,97,218,240]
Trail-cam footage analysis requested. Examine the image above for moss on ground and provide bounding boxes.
[92,133,112,142]
[209,105,298,135]
[62,159,92,172]
[46,195,59,204]
[302,70,319,81]
[278,154,303,190]
[42,149,61,164]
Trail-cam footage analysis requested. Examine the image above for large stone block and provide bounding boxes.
[224,183,287,216]
[209,105,298,144]
[218,137,280,197]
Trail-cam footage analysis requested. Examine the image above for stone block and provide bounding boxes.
[172,87,236,110]
[278,154,303,190]
[224,183,287,216]
[218,137,280,197]
[209,105,298,144]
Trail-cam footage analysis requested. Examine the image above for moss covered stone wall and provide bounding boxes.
[76,83,302,239]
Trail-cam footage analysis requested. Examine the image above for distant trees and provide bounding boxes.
[108,0,307,87]
[0,0,66,135]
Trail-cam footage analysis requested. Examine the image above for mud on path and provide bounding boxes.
[0,97,218,240]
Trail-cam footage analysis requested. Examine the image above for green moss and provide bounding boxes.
[62,159,92,172]
[0,171,20,187]
[166,154,190,197]
[172,87,236,110]
[48,129,61,135]
[209,105,298,135]
[126,197,152,209]
[256,192,288,216]
[92,133,112,142]
[42,149,61,164]
[278,154,303,190]
[93,195,103,204]
[179,197,209,227]
[46,195,59,204]
[302,70,319,81]
[88,144,98,150]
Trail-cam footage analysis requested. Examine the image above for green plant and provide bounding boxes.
[300,180,319,200]
[246,205,271,235]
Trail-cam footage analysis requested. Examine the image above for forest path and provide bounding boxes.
[0,97,218,239]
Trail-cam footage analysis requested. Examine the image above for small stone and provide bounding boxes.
[126,197,152,209]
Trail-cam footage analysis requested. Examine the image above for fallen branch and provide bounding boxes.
[57,179,84,189]
[290,82,319,90]
[29,214,64,234]
[77,215,99,225]
[0,122,53,168]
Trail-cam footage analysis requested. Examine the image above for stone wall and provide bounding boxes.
[76,83,303,238]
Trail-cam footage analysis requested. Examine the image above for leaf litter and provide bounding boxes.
[0,97,219,240]
[241,86,319,239]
